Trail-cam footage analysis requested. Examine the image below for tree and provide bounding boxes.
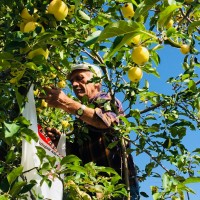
[0,0,200,199]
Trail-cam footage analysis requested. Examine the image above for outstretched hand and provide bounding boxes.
[42,86,66,108]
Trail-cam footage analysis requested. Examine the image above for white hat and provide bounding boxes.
[68,63,103,79]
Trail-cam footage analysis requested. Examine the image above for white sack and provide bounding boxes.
[21,84,65,200]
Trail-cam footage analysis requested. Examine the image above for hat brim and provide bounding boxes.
[67,63,103,80]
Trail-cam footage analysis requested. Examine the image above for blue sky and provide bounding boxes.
[133,44,200,199]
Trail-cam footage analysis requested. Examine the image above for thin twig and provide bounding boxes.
[123,137,170,173]
[126,79,200,117]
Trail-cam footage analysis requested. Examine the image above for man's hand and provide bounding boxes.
[45,127,61,147]
[42,86,71,111]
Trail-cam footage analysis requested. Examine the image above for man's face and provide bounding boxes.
[69,69,100,100]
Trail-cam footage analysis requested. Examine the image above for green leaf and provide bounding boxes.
[0,195,10,200]
[99,167,118,175]
[7,166,23,186]
[19,181,36,194]
[3,122,21,138]
[6,149,16,163]
[193,148,200,153]
[134,0,160,20]
[0,52,14,60]
[84,30,102,47]
[69,165,87,174]
[157,5,181,29]
[24,62,39,71]
[36,146,46,162]
[188,21,200,35]
[0,59,11,69]
[61,155,81,166]
[107,141,118,149]
[78,10,90,21]
[188,80,196,92]
[162,173,169,189]
[182,177,200,185]
[162,138,172,149]
[14,87,24,113]
[140,191,149,197]
[97,21,144,42]
[91,12,112,26]
[22,127,38,142]
[9,181,26,197]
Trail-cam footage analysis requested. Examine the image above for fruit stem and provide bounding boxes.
[139,30,158,40]
[166,38,181,48]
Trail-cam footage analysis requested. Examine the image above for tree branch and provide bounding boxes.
[126,79,200,118]
[123,137,170,173]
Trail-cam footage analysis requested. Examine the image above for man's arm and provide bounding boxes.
[43,87,112,129]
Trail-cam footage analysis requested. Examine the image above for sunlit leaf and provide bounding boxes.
[7,166,23,186]
[188,21,200,35]
[3,122,21,138]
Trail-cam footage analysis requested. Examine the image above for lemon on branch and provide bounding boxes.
[57,80,66,88]
[20,8,34,22]
[180,44,190,54]
[47,0,68,21]
[126,35,141,46]
[131,46,150,65]
[61,120,69,128]
[19,22,26,32]
[166,19,174,29]
[128,67,143,82]
[47,0,62,14]
[41,99,48,108]
[121,3,135,19]
[54,1,68,21]
[27,48,49,59]
[23,21,44,33]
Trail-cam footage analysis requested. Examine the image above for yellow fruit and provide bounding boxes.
[166,19,174,29]
[61,120,69,128]
[27,48,49,59]
[57,80,66,88]
[180,44,190,54]
[47,0,62,14]
[23,22,44,33]
[50,73,57,79]
[36,108,42,113]
[126,35,141,46]
[34,89,40,96]
[78,191,92,200]
[20,8,34,22]
[23,21,36,32]
[53,1,68,21]
[121,3,135,19]
[128,67,143,82]
[131,46,150,65]
[41,99,48,108]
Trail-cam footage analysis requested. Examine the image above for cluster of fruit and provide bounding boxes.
[19,0,70,60]
[120,3,147,83]
[19,0,70,89]
[20,8,44,33]
[121,3,190,83]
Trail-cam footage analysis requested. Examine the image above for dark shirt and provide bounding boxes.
[67,92,137,184]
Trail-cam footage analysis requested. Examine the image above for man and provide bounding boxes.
[43,63,139,199]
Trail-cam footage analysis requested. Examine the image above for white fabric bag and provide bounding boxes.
[21,85,65,200]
